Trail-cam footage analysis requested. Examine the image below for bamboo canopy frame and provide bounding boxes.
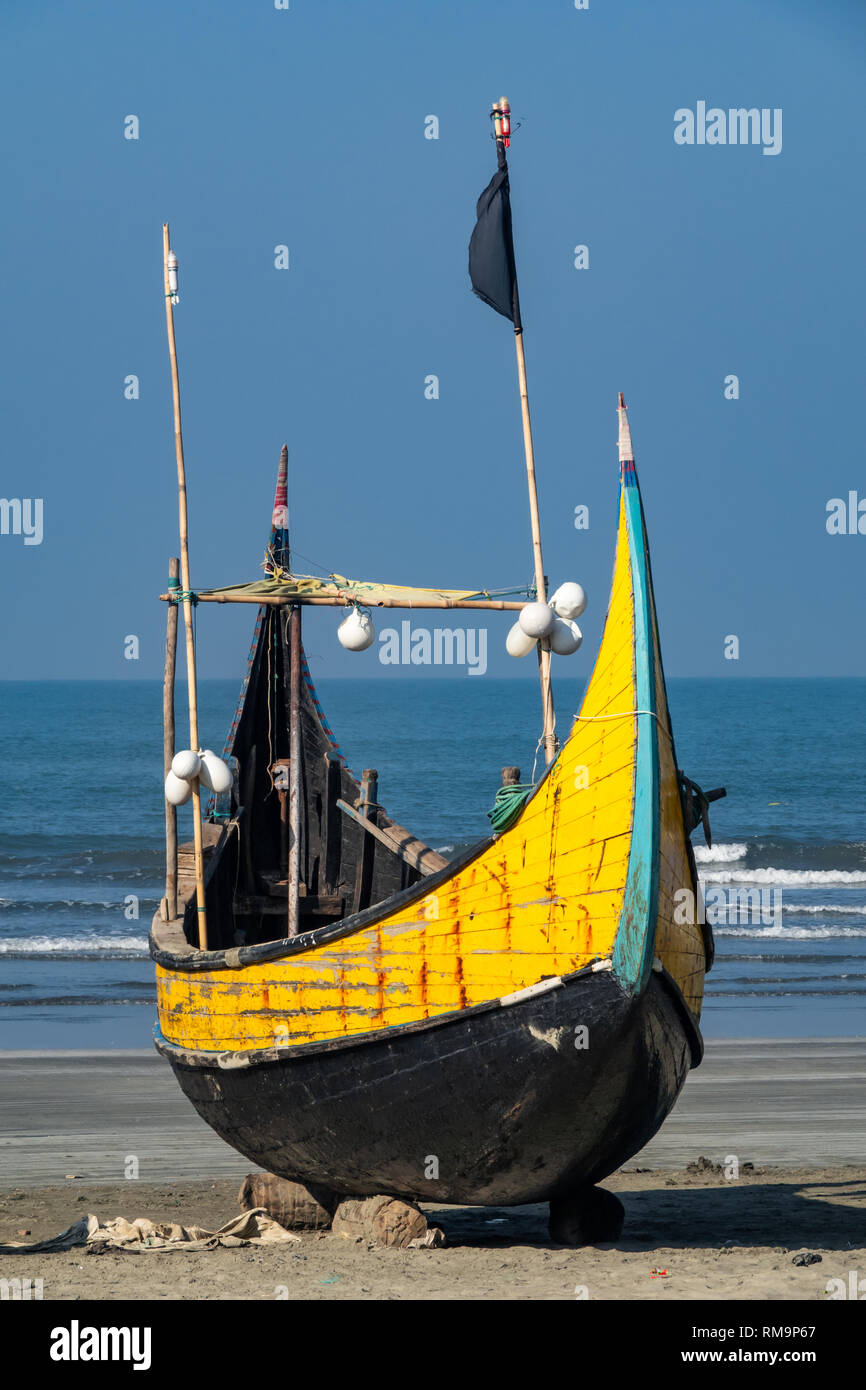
[162,223,208,950]
[159,592,525,610]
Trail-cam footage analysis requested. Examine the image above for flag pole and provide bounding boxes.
[162,222,208,950]
[493,99,557,766]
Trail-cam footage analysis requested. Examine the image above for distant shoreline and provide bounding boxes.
[1,676,865,684]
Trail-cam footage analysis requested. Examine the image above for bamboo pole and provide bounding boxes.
[513,330,556,765]
[158,592,526,610]
[493,100,557,766]
[162,223,208,950]
[287,604,302,937]
[162,556,180,922]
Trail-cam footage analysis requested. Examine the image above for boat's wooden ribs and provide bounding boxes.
[352,769,378,915]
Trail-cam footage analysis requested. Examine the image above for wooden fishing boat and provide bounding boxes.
[150,394,721,1220]
[150,102,723,1237]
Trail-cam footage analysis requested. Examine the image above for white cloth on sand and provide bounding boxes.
[0,1207,300,1253]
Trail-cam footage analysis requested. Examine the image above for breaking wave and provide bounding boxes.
[714,924,866,940]
[692,842,748,864]
[0,936,149,958]
[700,868,866,887]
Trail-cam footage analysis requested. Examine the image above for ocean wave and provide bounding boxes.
[700,868,866,887]
[0,935,149,957]
[0,995,156,1008]
[0,899,119,911]
[781,902,866,915]
[715,925,866,940]
[692,842,747,864]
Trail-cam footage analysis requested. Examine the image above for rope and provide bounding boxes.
[574,709,673,743]
[168,588,199,606]
[487,783,536,834]
[487,708,670,836]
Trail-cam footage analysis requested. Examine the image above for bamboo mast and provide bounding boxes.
[279,449,303,940]
[162,223,208,950]
[161,556,180,922]
[492,99,557,766]
[288,603,302,938]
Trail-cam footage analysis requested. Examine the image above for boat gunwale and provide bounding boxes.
[152,956,703,1071]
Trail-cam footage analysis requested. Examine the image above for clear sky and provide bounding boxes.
[0,0,863,681]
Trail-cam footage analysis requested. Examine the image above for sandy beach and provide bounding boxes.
[1,1167,864,1301]
[0,1039,863,1300]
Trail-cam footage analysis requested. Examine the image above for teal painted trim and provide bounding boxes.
[611,476,660,995]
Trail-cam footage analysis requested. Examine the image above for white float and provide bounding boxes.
[549,618,583,655]
[164,770,193,806]
[337,606,375,652]
[505,621,537,657]
[171,749,201,781]
[198,750,233,794]
[549,582,587,620]
[517,601,557,639]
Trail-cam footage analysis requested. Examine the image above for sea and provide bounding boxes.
[0,678,864,1049]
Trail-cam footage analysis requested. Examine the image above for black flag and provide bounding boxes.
[469,167,521,328]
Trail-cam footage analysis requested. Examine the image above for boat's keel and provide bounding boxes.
[548,1185,625,1246]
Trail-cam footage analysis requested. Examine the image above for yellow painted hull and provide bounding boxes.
[153,418,709,1059]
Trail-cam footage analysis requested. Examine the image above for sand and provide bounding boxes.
[0,1040,863,1300]
[0,1169,863,1301]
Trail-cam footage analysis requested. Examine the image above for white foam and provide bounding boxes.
[700,868,866,887]
[692,842,747,864]
[782,903,866,916]
[0,936,149,955]
[715,924,866,940]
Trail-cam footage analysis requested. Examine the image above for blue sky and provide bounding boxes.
[0,0,863,681]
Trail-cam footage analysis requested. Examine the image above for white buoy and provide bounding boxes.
[506,621,537,658]
[518,601,557,639]
[549,582,587,620]
[337,606,375,652]
[198,750,233,795]
[171,749,201,781]
[549,618,583,656]
[164,770,193,806]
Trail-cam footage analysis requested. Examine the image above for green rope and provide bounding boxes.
[168,587,199,606]
[486,783,535,833]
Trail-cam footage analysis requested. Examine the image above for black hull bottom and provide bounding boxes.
[158,970,696,1207]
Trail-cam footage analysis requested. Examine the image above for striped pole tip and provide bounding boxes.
[272,445,289,530]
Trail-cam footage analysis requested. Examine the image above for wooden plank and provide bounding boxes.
[337,799,448,877]
[351,771,377,914]
[320,753,344,893]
